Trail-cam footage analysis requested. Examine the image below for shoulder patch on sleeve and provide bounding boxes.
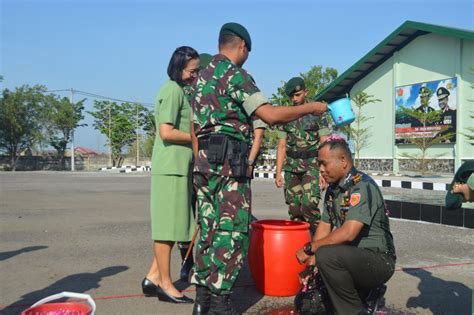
[350,193,361,206]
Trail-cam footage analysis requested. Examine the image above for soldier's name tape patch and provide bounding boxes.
[350,193,361,206]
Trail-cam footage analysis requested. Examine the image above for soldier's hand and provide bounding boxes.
[296,247,309,264]
[319,174,328,191]
[310,102,328,116]
[275,173,284,188]
[247,165,254,178]
[298,258,316,285]
[453,183,474,202]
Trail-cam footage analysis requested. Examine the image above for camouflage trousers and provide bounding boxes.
[190,172,251,295]
[284,168,321,233]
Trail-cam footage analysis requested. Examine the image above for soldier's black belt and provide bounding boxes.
[198,138,210,150]
[286,150,318,159]
[198,134,250,178]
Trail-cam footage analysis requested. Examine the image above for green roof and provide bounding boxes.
[315,21,474,103]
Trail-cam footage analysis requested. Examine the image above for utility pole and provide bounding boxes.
[136,103,139,166]
[70,88,75,171]
[108,104,112,166]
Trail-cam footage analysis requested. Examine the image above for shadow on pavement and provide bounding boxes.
[2,265,129,314]
[175,278,193,292]
[0,246,48,262]
[403,268,472,314]
[233,259,264,313]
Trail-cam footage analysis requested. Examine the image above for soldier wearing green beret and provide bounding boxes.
[190,22,329,314]
[275,77,330,235]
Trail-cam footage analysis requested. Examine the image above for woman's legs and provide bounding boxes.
[145,255,161,285]
[154,240,183,297]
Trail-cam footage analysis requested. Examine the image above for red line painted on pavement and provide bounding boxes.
[394,261,474,271]
[2,261,473,310]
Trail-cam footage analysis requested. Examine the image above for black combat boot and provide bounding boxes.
[192,285,211,315]
[178,242,194,281]
[363,284,387,314]
[207,293,240,315]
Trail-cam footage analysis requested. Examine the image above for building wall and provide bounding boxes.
[349,33,474,174]
[459,39,474,163]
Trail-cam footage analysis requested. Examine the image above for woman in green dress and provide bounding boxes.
[141,46,199,304]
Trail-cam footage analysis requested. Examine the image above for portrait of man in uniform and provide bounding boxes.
[436,86,457,142]
[395,78,458,144]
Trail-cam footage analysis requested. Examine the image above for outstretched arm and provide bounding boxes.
[255,102,328,125]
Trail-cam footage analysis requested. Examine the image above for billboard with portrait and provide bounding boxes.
[394,78,457,144]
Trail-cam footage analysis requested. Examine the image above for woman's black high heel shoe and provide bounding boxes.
[141,278,159,297]
[157,286,194,304]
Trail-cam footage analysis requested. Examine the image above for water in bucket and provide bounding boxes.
[327,98,355,128]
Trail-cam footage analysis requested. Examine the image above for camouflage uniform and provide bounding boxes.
[278,112,329,233]
[190,54,267,295]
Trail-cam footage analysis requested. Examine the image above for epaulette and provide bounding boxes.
[352,173,363,185]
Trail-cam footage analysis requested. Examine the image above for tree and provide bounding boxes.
[340,91,379,168]
[461,67,474,145]
[89,101,150,167]
[398,87,454,174]
[0,85,47,171]
[269,66,338,106]
[462,111,474,145]
[44,95,87,169]
[301,66,338,100]
[141,110,156,159]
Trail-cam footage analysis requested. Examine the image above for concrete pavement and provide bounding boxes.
[1,172,472,314]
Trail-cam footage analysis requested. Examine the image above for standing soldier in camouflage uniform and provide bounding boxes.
[296,137,396,314]
[275,77,330,234]
[190,22,329,315]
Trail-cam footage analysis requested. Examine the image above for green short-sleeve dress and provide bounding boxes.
[150,80,195,241]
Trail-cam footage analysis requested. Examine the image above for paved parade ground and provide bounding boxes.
[1,172,473,314]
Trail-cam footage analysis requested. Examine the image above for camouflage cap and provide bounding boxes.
[285,77,305,96]
[199,53,213,69]
[220,22,252,51]
[436,87,450,100]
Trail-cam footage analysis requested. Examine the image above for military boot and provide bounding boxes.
[207,293,240,315]
[192,285,211,315]
[178,242,194,281]
[363,284,387,314]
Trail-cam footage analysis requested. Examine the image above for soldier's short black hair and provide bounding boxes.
[218,33,244,50]
[318,138,352,161]
[167,46,199,85]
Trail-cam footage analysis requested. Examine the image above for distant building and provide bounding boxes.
[316,21,474,174]
[74,146,103,157]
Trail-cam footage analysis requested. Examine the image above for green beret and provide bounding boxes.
[445,161,474,210]
[285,77,305,96]
[220,22,252,52]
[199,53,213,69]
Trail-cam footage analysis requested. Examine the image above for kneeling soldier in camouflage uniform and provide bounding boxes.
[275,77,330,234]
[190,22,329,314]
[296,137,396,314]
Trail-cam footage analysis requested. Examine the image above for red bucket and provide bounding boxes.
[248,219,310,296]
[21,292,96,315]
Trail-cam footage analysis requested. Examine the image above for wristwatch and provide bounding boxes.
[303,242,315,256]
[248,159,255,167]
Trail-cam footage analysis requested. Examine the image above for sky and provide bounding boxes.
[1,0,473,152]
